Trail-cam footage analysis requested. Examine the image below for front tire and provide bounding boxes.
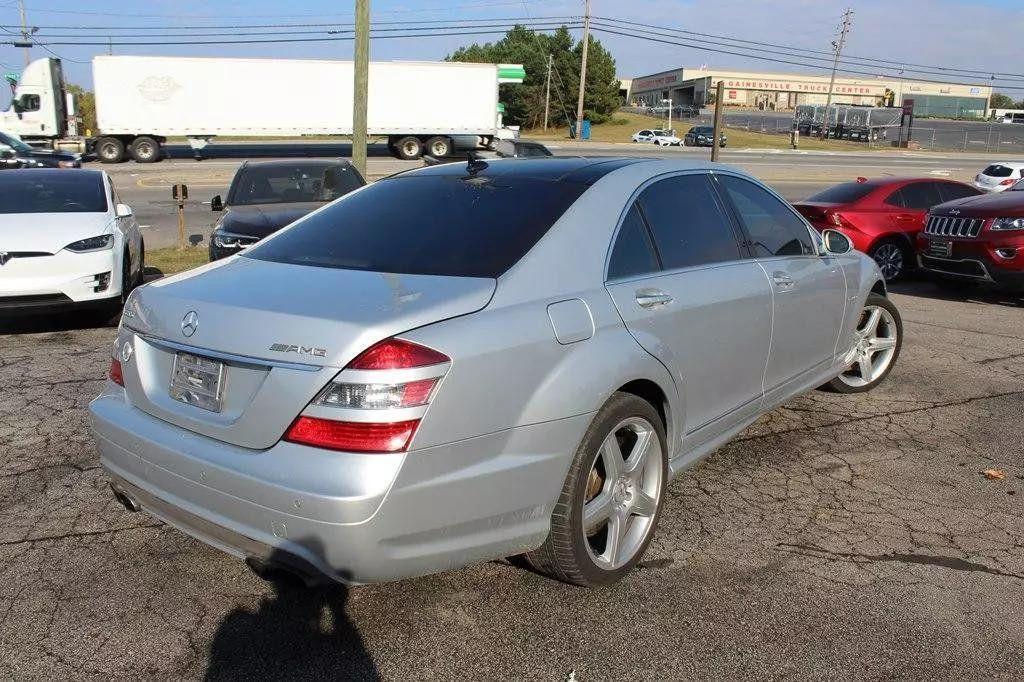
[825,293,902,393]
[525,392,667,586]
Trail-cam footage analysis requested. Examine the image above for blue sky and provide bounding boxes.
[1,0,1022,94]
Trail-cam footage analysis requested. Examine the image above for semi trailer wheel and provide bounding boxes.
[129,136,161,163]
[96,137,126,164]
[393,136,424,160]
[424,136,452,158]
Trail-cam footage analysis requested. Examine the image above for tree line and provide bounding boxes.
[447,25,622,129]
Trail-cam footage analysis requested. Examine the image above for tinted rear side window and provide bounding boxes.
[608,205,660,280]
[897,182,943,210]
[804,182,876,204]
[245,175,587,278]
[636,174,741,270]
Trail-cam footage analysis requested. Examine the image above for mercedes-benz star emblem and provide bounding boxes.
[0,252,9,267]
[181,311,199,337]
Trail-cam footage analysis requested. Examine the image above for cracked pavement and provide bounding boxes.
[1,279,1023,679]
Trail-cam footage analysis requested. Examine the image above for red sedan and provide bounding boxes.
[794,177,982,280]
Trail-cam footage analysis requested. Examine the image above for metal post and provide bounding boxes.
[352,0,370,178]
[574,0,591,138]
[543,53,552,131]
[711,80,725,162]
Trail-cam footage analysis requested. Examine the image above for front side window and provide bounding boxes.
[608,204,660,280]
[246,174,588,278]
[19,94,40,112]
[718,175,815,257]
[938,182,982,202]
[228,164,364,206]
[636,174,742,270]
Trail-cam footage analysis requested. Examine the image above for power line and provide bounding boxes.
[595,16,1024,83]
[587,23,1024,91]
[5,23,581,47]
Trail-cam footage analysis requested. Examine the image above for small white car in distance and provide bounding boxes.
[0,169,144,315]
[974,162,1024,193]
[631,129,681,146]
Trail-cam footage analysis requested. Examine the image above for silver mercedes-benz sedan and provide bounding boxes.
[90,157,901,587]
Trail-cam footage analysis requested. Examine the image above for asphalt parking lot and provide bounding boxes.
[2,275,1022,678]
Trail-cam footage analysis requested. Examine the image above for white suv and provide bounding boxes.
[974,162,1024,193]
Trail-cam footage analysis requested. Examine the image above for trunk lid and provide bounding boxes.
[122,256,494,449]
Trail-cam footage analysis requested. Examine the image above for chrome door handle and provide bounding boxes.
[771,272,795,289]
[635,289,674,308]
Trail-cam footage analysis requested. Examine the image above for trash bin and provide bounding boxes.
[570,120,592,140]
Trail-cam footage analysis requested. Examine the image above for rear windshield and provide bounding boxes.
[982,165,1014,178]
[804,182,876,204]
[0,173,107,213]
[245,174,589,278]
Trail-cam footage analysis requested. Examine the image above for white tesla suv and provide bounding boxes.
[0,169,144,315]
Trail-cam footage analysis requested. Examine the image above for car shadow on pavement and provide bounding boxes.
[204,544,379,681]
[0,308,116,335]
[889,277,1024,308]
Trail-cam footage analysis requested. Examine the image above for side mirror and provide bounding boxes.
[821,229,852,255]
[211,195,223,212]
[115,203,133,218]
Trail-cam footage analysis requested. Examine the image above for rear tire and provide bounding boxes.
[424,136,452,158]
[393,136,423,160]
[869,238,910,282]
[524,392,667,586]
[129,136,161,163]
[96,137,125,164]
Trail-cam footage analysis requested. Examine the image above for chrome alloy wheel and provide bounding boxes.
[582,417,663,571]
[872,243,904,281]
[836,305,899,388]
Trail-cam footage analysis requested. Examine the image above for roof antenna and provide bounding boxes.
[467,153,488,175]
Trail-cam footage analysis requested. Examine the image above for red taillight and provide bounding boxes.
[284,417,419,453]
[109,358,124,386]
[1000,179,1015,186]
[348,338,449,370]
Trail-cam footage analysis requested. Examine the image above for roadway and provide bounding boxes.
[109,140,991,249]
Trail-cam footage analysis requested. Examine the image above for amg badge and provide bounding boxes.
[269,343,328,357]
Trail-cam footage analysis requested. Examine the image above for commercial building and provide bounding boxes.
[625,67,992,119]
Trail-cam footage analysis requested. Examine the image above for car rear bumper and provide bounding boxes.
[89,388,589,584]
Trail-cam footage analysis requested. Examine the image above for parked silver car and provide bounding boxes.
[90,157,901,587]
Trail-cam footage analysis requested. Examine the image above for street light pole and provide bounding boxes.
[663,98,672,134]
[352,0,370,179]
[543,53,552,131]
[18,0,29,67]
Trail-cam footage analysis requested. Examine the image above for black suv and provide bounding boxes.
[0,131,81,169]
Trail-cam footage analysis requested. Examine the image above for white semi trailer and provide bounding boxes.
[1,56,525,162]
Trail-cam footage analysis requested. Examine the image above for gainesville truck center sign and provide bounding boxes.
[721,79,884,96]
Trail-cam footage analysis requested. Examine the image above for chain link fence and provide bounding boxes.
[624,107,1024,154]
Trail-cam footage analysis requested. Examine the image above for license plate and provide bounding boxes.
[927,240,952,258]
[169,352,225,413]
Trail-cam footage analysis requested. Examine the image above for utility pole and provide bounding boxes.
[18,0,29,67]
[821,7,853,139]
[352,0,370,178]
[543,53,552,131]
[711,80,725,162]
[107,37,113,56]
[574,0,591,139]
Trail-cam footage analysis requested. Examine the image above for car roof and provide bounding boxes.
[389,156,661,185]
[984,161,1024,168]
[238,159,354,169]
